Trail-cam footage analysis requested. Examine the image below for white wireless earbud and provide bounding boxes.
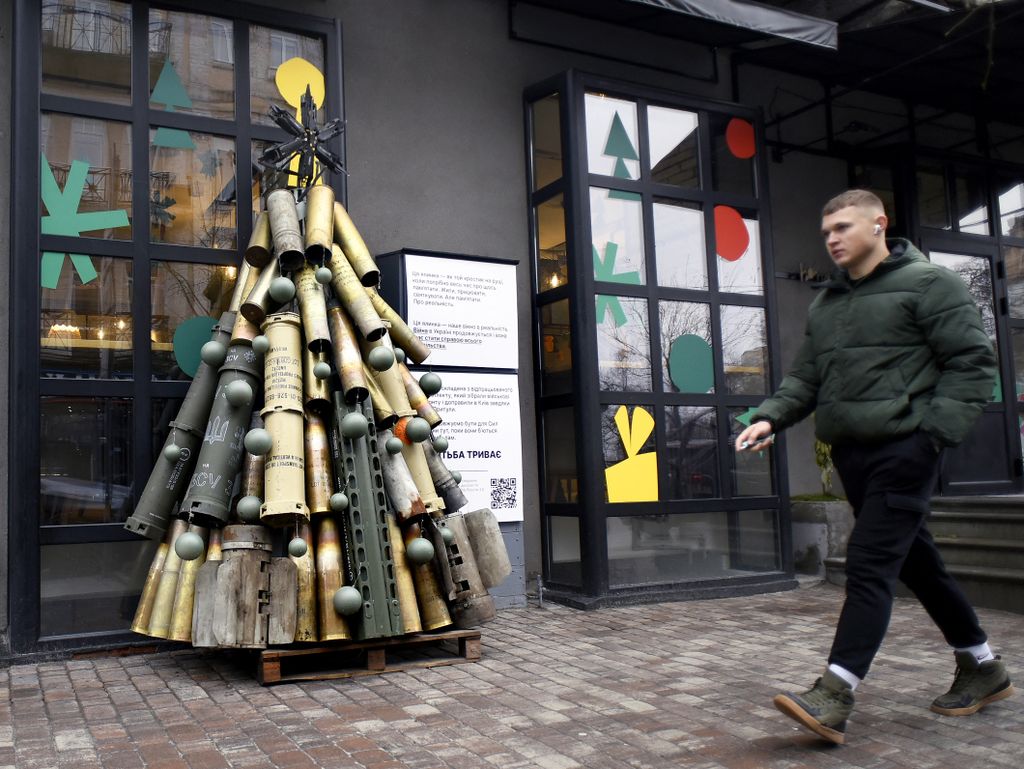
[873,224,882,235]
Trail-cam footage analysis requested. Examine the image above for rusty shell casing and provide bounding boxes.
[362,362,398,428]
[145,519,190,638]
[378,428,426,522]
[291,520,318,642]
[399,362,442,428]
[304,410,334,515]
[367,334,416,419]
[464,508,512,589]
[315,516,351,641]
[295,264,332,354]
[386,512,422,634]
[206,528,224,562]
[404,522,452,631]
[240,254,281,326]
[235,413,266,514]
[168,524,209,642]
[266,189,305,272]
[260,407,310,526]
[125,314,234,540]
[304,347,332,408]
[423,440,469,513]
[221,523,273,552]
[304,185,335,266]
[261,312,304,412]
[333,200,380,287]
[227,260,253,314]
[443,513,497,628]
[395,416,444,515]
[130,522,177,634]
[329,244,386,342]
[230,264,262,344]
[179,344,262,528]
[245,211,273,268]
[365,287,430,364]
[326,304,369,404]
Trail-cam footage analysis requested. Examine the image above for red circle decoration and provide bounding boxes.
[714,206,750,262]
[725,118,756,159]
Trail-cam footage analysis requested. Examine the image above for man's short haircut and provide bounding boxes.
[822,189,885,217]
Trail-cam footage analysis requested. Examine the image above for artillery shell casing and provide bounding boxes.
[130,523,175,634]
[367,334,416,418]
[231,264,262,343]
[245,211,273,268]
[366,287,430,364]
[329,244,386,341]
[405,522,452,631]
[232,413,265,521]
[423,440,469,513]
[206,528,223,562]
[261,312,304,412]
[464,508,512,589]
[399,362,442,428]
[227,260,253,314]
[240,254,280,326]
[395,417,444,515]
[315,516,351,641]
[333,201,380,287]
[378,428,425,522]
[168,524,209,642]
[304,346,332,408]
[304,410,333,515]
[295,264,331,354]
[267,189,305,272]
[362,362,398,428]
[260,407,310,526]
[304,185,335,266]
[444,512,497,628]
[327,304,369,404]
[146,519,189,638]
[291,520,318,642]
[387,512,422,634]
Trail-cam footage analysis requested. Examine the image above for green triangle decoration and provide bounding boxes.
[604,112,638,161]
[734,408,759,427]
[153,126,195,150]
[151,59,193,111]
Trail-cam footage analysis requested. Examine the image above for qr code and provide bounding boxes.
[490,477,517,509]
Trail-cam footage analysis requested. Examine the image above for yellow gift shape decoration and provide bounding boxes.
[604,406,658,503]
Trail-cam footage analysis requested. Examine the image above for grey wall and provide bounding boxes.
[1,0,12,653]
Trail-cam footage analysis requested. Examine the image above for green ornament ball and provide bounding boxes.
[329,492,349,512]
[405,536,435,565]
[252,335,270,355]
[431,436,448,453]
[237,495,262,522]
[333,586,363,616]
[313,361,331,380]
[200,340,227,367]
[340,412,368,439]
[451,470,462,484]
[175,531,205,561]
[385,436,404,455]
[163,443,182,462]
[440,526,455,545]
[394,347,406,363]
[315,266,333,285]
[244,428,273,455]
[287,537,308,558]
[367,346,395,372]
[419,372,442,397]
[405,417,431,443]
[269,276,296,303]
[225,379,253,407]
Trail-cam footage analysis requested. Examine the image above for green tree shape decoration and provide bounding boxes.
[604,112,641,201]
[594,242,641,327]
[40,154,130,289]
[151,59,195,149]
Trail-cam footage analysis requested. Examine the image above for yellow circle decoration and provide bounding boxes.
[275,58,325,109]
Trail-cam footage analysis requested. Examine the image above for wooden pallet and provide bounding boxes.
[255,628,482,684]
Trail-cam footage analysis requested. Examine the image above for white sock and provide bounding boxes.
[955,642,995,663]
[828,663,861,690]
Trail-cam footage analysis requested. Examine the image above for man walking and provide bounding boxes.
[736,189,1014,745]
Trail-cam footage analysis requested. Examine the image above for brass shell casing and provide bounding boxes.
[261,312,304,413]
[304,185,335,266]
[365,287,431,364]
[145,518,189,639]
[303,346,332,408]
[236,413,266,511]
[315,516,351,641]
[378,428,425,522]
[304,410,334,515]
[240,255,281,326]
[168,524,209,642]
[367,334,416,419]
[230,264,262,344]
[291,520,318,642]
[295,264,331,354]
[327,304,369,404]
[206,528,223,563]
[333,201,380,287]
[404,522,452,631]
[266,189,305,272]
[386,512,422,634]
[130,523,175,635]
[362,362,398,428]
[245,211,273,268]
[399,362,442,428]
[260,407,310,526]
[227,260,253,314]
[329,244,386,342]
[395,416,444,515]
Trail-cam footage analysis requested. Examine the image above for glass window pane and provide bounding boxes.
[729,408,774,496]
[647,106,699,188]
[250,25,326,127]
[531,93,562,191]
[536,194,567,291]
[1005,245,1024,319]
[540,300,572,396]
[721,305,768,395]
[151,261,237,380]
[1011,330,1024,403]
[664,406,718,499]
[150,131,237,249]
[916,110,980,156]
[253,138,275,219]
[41,113,132,241]
[990,122,1024,165]
[42,0,132,104]
[153,397,183,465]
[585,94,639,181]
[41,397,133,525]
[547,516,581,586]
[917,164,950,230]
[955,168,990,235]
[596,297,651,392]
[591,187,645,285]
[660,301,713,394]
[602,405,658,503]
[996,179,1024,238]
[543,408,577,504]
[41,540,159,638]
[41,255,133,379]
[715,208,762,295]
[653,199,706,290]
[149,10,234,120]
[711,113,756,196]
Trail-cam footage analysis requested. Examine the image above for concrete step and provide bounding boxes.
[926,510,1024,540]
[931,536,1024,570]
[932,496,1024,516]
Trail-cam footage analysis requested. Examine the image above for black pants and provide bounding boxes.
[827,431,987,679]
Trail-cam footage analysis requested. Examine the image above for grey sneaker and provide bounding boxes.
[930,652,1014,716]
[773,670,854,745]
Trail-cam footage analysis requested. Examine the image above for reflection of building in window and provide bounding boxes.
[271,31,300,68]
[42,1,131,55]
[211,20,233,64]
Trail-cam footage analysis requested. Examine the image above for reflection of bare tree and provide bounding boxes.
[931,254,996,342]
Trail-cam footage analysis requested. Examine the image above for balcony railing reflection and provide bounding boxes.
[41,3,170,57]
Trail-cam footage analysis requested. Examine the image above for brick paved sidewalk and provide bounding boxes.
[2,582,1022,769]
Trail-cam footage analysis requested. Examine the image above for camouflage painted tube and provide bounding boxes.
[326,303,369,404]
[365,287,430,364]
[399,362,442,428]
[245,211,273,268]
[266,189,304,272]
[304,185,334,266]
[333,200,380,287]
[295,264,331,354]
[329,244,385,341]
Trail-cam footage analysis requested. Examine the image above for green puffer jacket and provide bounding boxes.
[753,240,996,447]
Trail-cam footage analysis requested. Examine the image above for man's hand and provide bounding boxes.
[735,421,774,452]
